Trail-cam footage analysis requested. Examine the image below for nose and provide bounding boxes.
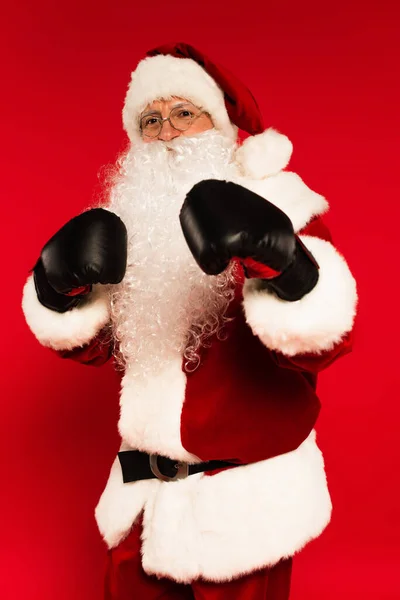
[157,119,181,142]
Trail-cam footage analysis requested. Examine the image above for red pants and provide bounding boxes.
[104,522,292,600]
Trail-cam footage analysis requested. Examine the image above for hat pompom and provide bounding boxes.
[235,128,293,179]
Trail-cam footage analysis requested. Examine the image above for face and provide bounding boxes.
[140,97,214,143]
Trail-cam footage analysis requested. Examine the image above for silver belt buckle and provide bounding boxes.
[149,454,189,482]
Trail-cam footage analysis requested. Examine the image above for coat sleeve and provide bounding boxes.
[22,274,113,366]
[55,326,114,366]
[242,216,358,374]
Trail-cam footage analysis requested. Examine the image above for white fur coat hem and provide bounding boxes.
[95,430,331,583]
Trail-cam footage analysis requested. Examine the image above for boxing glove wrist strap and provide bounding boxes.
[33,259,90,313]
[260,237,319,302]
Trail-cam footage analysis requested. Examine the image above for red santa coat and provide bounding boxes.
[22,130,358,583]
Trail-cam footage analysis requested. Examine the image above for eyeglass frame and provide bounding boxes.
[139,103,210,138]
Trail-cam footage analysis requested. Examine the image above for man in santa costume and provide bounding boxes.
[22,43,358,599]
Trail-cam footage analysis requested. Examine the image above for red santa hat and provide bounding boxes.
[122,42,293,177]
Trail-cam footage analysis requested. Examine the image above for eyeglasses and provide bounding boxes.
[140,103,208,138]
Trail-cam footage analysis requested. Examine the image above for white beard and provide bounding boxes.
[106,129,240,376]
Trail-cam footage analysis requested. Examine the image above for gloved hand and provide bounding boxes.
[33,208,127,312]
[179,179,319,301]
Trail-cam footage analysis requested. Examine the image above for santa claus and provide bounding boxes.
[22,43,358,599]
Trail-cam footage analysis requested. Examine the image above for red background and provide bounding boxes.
[1,1,399,598]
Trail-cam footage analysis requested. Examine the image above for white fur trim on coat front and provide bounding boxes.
[96,431,331,583]
[243,236,358,356]
[95,452,159,549]
[118,357,199,462]
[123,54,236,143]
[21,275,111,351]
[235,128,293,178]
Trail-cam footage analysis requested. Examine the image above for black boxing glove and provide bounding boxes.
[179,180,319,302]
[33,208,127,313]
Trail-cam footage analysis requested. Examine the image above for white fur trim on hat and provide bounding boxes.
[22,275,111,351]
[235,128,293,179]
[122,54,236,143]
[242,236,358,356]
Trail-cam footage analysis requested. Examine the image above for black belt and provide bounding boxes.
[118,450,240,483]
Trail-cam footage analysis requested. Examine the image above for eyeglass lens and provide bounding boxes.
[140,104,203,137]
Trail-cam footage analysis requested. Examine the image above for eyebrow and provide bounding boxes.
[140,102,192,119]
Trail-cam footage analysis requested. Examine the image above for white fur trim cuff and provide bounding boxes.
[243,236,358,355]
[122,54,236,143]
[235,128,293,179]
[22,275,111,351]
